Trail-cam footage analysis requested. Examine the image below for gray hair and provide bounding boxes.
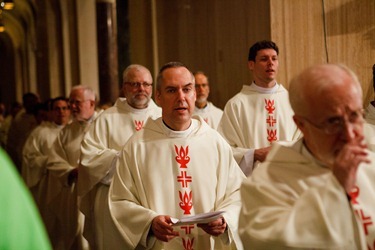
[71,85,96,101]
[122,64,152,83]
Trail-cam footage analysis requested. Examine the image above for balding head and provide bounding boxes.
[289,64,364,167]
[289,64,362,118]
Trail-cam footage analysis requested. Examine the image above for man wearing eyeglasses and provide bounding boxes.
[46,85,100,249]
[78,64,162,249]
[239,64,375,249]
[218,40,301,176]
[193,71,223,130]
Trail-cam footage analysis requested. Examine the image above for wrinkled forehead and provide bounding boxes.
[127,68,152,82]
[306,73,362,118]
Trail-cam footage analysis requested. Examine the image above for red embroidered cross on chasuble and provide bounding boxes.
[265,98,278,143]
[174,145,194,250]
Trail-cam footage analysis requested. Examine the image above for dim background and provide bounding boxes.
[0,0,374,109]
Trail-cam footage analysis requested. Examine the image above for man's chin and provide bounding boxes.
[131,98,150,108]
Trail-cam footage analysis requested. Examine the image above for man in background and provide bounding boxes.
[218,40,300,176]
[79,64,161,249]
[22,96,71,243]
[193,71,223,129]
[47,86,100,250]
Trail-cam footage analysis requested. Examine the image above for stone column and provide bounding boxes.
[96,0,119,105]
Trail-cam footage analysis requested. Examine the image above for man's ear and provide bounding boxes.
[247,61,254,71]
[155,90,161,105]
[90,100,96,108]
[293,115,306,132]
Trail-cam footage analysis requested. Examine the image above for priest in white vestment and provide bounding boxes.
[78,64,161,249]
[193,71,223,129]
[218,40,300,176]
[22,97,71,244]
[239,64,375,249]
[47,86,100,250]
[109,62,245,250]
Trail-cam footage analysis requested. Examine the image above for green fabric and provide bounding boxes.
[0,147,52,250]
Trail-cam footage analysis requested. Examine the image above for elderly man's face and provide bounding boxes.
[156,66,196,131]
[69,89,95,121]
[297,77,364,166]
[194,73,210,108]
[122,68,153,109]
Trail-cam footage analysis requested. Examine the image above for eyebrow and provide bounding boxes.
[164,82,194,88]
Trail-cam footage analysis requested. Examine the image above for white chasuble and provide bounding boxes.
[239,139,375,250]
[22,122,65,243]
[110,116,245,250]
[193,101,223,130]
[218,83,300,174]
[46,111,100,250]
[78,98,161,249]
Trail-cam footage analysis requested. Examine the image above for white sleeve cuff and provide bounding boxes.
[239,149,255,176]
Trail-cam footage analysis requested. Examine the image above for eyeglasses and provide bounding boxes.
[124,82,153,88]
[69,99,90,106]
[298,109,364,135]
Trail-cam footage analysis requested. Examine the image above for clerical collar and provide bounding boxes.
[161,119,199,138]
[250,81,279,94]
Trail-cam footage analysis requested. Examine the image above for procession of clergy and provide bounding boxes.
[9,40,375,249]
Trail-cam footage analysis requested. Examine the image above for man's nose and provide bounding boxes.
[177,89,185,100]
[341,121,359,141]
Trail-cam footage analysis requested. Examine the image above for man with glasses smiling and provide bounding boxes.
[78,64,161,249]
[239,64,375,249]
[47,85,100,249]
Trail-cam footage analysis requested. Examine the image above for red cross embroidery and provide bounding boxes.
[177,171,192,188]
[181,225,194,234]
[266,115,277,127]
[355,209,373,235]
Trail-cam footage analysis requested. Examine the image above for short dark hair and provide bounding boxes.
[156,62,194,91]
[51,96,68,110]
[248,40,279,62]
